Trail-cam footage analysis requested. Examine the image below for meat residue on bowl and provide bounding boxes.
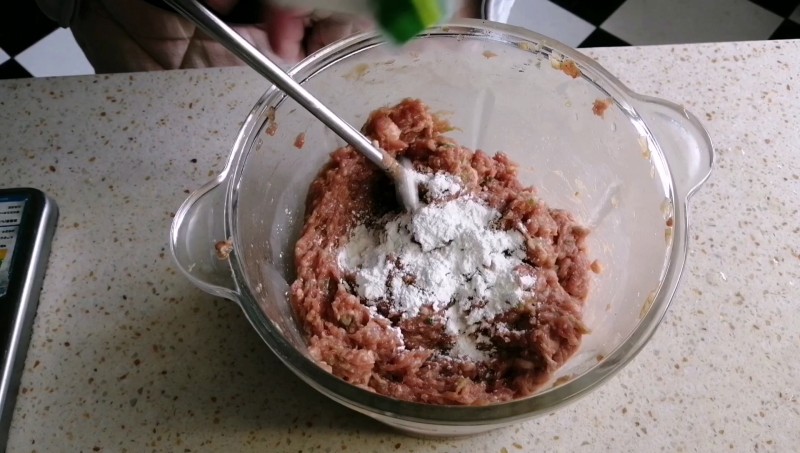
[294,132,306,149]
[556,59,581,79]
[266,106,278,136]
[290,99,593,405]
[592,98,612,118]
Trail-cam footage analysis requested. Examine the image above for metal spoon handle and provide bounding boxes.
[164,0,391,171]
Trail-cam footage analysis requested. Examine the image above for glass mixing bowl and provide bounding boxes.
[170,19,713,436]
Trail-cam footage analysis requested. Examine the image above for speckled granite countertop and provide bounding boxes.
[1,40,798,452]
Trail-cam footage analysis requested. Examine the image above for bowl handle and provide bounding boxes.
[170,177,240,302]
[632,95,715,200]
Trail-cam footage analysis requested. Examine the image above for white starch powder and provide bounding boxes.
[338,172,536,361]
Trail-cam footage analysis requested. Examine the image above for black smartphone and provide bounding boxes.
[0,189,58,450]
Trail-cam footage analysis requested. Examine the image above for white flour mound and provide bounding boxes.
[338,172,537,361]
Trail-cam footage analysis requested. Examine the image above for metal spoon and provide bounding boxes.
[164,0,419,211]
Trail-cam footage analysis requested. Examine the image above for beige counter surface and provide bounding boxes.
[1,39,798,452]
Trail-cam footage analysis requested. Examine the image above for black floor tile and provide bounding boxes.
[0,60,33,80]
[0,2,58,56]
[748,0,800,17]
[579,28,631,48]
[769,18,800,38]
[549,0,628,26]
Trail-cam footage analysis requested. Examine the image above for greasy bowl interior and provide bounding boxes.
[226,21,677,430]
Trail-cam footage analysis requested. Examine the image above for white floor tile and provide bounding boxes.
[504,0,596,47]
[0,48,9,66]
[602,0,783,46]
[15,28,94,77]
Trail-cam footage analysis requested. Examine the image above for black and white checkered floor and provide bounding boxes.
[501,0,800,47]
[2,0,800,79]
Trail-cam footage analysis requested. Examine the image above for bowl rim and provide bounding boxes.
[223,18,689,425]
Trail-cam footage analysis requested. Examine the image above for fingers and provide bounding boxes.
[305,16,371,55]
[263,5,375,63]
[264,6,311,63]
[205,0,238,15]
[457,0,484,18]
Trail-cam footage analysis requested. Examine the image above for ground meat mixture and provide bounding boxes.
[290,99,592,405]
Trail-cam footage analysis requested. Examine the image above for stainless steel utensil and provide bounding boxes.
[163,0,419,211]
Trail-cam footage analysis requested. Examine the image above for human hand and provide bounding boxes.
[204,0,482,63]
[264,8,373,63]
[204,0,372,63]
[260,0,484,62]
